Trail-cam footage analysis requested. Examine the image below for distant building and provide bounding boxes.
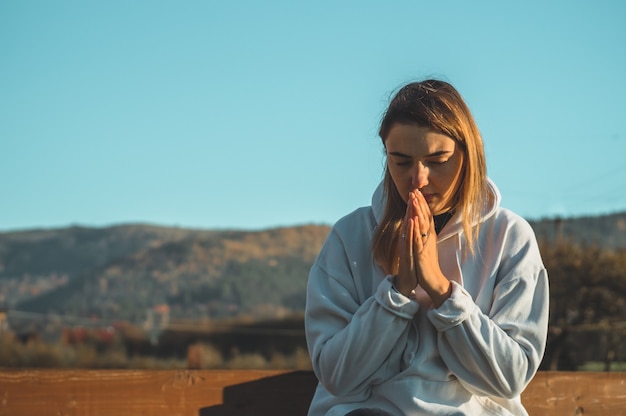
[143,304,170,344]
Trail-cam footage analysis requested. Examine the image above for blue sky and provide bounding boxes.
[1,1,625,232]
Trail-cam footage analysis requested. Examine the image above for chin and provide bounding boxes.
[430,204,449,216]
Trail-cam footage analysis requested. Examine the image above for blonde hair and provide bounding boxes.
[372,80,487,274]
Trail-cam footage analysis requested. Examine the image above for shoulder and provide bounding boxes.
[479,207,541,261]
[487,207,537,242]
[314,206,376,268]
[481,207,544,277]
[331,206,376,237]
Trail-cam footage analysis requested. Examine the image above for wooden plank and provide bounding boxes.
[0,370,625,416]
[522,371,626,415]
[0,369,304,416]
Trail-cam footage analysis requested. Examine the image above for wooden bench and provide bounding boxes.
[1,370,625,415]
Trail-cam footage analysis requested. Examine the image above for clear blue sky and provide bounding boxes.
[2,1,625,232]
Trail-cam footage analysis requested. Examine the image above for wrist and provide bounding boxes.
[392,275,414,297]
[430,280,453,308]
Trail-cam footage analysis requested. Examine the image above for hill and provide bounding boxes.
[530,212,626,249]
[1,211,626,327]
[1,224,330,326]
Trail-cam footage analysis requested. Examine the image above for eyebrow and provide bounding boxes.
[387,150,453,158]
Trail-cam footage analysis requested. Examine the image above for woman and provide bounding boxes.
[304,79,549,415]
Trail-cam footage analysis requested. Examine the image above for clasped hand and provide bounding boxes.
[394,190,451,307]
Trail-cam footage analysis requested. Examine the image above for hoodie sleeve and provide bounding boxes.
[305,227,419,398]
[427,215,549,399]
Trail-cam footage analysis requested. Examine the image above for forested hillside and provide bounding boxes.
[1,224,330,323]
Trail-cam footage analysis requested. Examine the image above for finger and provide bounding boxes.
[397,217,415,293]
[413,218,425,254]
[410,192,428,237]
[407,191,417,219]
[407,217,414,260]
[400,198,411,242]
[407,195,422,245]
[414,191,434,236]
[402,217,414,261]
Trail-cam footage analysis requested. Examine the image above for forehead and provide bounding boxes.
[385,124,456,154]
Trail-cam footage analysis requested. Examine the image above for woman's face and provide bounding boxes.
[385,123,464,215]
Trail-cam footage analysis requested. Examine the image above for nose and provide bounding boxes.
[411,163,429,189]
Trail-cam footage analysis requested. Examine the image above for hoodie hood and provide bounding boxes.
[371,180,387,225]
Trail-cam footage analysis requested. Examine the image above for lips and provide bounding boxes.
[422,193,435,203]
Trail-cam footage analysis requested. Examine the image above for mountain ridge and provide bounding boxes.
[2,211,625,325]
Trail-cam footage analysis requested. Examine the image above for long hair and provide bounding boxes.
[372,79,487,274]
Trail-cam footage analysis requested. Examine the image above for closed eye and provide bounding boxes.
[428,159,449,165]
[387,152,412,167]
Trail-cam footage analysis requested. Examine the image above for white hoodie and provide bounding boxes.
[305,179,549,416]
